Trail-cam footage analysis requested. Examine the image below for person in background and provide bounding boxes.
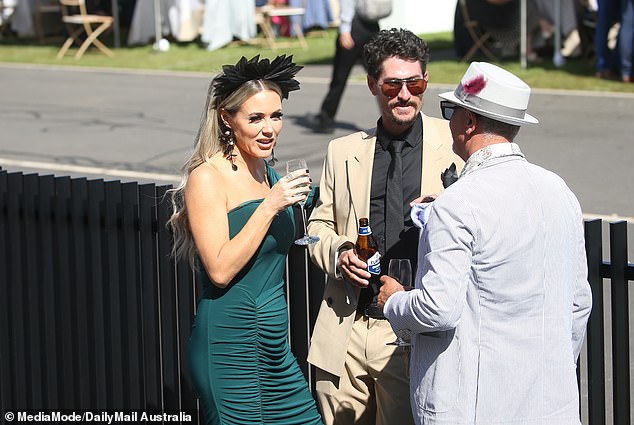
[168,55,323,425]
[307,0,388,133]
[594,0,621,79]
[526,0,580,61]
[619,0,634,82]
[379,61,592,425]
[307,28,461,425]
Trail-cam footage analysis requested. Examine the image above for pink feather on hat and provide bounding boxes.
[462,75,487,95]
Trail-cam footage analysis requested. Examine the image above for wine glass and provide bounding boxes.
[286,159,320,245]
[387,259,412,347]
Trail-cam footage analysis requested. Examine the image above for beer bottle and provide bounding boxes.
[355,218,381,285]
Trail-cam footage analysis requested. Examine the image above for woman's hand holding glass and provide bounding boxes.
[264,168,311,214]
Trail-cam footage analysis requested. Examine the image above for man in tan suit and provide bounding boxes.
[307,29,462,425]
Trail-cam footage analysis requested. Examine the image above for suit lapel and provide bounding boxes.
[421,113,447,194]
[346,131,376,222]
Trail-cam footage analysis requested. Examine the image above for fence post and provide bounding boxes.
[609,221,630,425]
[121,182,144,409]
[86,179,108,407]
[138,183,163,410]
[584,219,605,425]
[6,173,28,409]
[69,177,90,409]
[23,174,44,408]
[38,174,58,409]
[155,185,181,411]
[0,170,10,411]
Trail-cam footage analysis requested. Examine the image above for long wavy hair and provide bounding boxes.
[167,78,284,267]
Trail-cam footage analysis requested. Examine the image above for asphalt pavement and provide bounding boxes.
[0,62,632,260]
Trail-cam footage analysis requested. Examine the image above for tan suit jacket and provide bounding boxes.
[306,113,462,378]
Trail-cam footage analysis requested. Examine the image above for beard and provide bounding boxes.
[387,99,421,126]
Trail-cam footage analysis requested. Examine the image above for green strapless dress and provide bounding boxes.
[188,167,323,425]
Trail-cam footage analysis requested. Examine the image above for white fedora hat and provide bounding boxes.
[439,62,538,126]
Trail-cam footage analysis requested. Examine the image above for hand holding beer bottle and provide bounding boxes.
[354,217,384,318]
[335,218,378,288]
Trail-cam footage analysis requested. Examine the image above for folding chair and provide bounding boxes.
[459,0,498,62]
[56,0,114,60]
[458,0,519,62]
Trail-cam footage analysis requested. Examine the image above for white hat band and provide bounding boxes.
[455,85,526,119]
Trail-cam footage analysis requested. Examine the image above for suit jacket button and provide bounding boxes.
[326,297,333,306]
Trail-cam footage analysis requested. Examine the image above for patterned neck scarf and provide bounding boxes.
[460,142,524,178]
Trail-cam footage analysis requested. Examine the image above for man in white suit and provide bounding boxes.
[307,28,462,425]
[379,62,593,425]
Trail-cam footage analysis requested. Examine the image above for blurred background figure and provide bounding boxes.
[619,0,634,82]
[526,0,581,61]
[453,0,592,63]
[298,0,333,33]
[594,0,620,79]
[268,0,291,36]
[307,0,391,134]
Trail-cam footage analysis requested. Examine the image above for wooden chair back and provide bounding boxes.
[56,0,114,60]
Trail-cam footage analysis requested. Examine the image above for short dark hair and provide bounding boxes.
[475,114,521,140]
[363,28,430,79]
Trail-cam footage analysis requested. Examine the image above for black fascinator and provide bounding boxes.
[212,55,303,105]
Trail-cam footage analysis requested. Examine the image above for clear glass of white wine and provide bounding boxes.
[286,159,319,245]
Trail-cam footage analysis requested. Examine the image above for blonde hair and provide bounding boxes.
[167,77,283,267]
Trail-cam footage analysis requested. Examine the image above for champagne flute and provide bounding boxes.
[387,259,412,347]
[286,159,320,245]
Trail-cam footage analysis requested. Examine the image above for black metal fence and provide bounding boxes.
[0,171,632,425]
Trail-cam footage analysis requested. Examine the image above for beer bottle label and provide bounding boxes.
[367,252,381,275]
[359,225,371,236]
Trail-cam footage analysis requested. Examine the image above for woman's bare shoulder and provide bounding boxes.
[186,160,228,204]
[189,160,222,182]
[189,155,235,184]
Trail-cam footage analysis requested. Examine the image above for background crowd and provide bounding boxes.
[0,0,632,84]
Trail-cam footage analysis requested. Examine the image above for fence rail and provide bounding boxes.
[0,171,632,424]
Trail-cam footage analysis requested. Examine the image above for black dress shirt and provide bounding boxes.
[357,116,423,313]
[369,115,423,273]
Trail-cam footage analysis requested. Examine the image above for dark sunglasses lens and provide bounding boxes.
[406,80,426,95]
[441,102,454,120]
[381,81,402,97]
[381,79,426,97]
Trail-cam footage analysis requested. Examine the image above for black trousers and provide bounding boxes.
[319,16,380,120]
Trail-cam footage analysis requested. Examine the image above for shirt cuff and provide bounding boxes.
[384,290,410,332]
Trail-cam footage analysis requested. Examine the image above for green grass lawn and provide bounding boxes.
[2,29,633,93]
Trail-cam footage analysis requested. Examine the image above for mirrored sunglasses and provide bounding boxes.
[380,78,427,97]
[440,101,457,120]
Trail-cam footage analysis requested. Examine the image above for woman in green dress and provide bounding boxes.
[168,55,323,425]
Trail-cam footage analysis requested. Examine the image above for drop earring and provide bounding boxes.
[267,147,278,166]
[221,128,238,171]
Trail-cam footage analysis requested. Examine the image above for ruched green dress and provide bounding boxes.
[188,166,323,425]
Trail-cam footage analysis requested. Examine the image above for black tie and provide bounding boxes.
[385,140,405,254]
